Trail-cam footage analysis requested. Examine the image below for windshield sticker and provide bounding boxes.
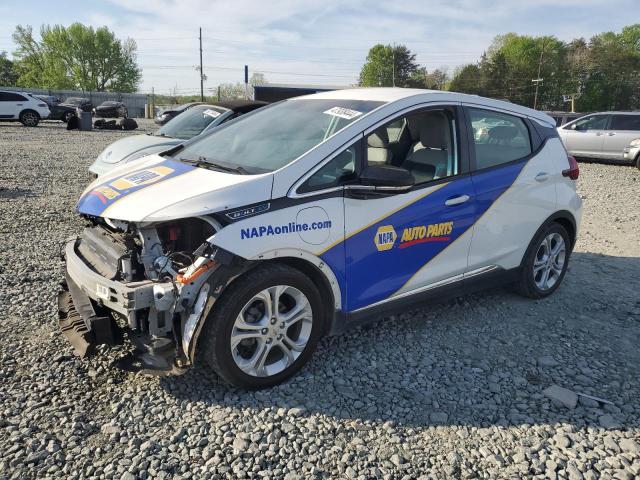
[203,109,221,118]
[323,107,363,120]
[241,220,332,239]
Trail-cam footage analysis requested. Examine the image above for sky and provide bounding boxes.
[1,0,638,95]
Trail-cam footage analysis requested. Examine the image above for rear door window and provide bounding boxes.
[468,108,532,170]
[2,92,27,102]
[609,115,640,131]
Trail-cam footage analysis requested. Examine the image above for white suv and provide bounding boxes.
[0,90,51,126]
[59,88,582,388]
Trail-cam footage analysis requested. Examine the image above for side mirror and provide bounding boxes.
[570,123,578,130]
[359,164,414,191]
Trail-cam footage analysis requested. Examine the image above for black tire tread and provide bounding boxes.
[200,263,323,389]
[19,110,40,127]
[515,222,570,299]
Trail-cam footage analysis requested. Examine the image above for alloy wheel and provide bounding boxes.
[230,285,313,377]
[533,232,566,291]
[22,112,38,126]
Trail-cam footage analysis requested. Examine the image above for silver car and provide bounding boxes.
[558,112,640,165]
[89,100,266,177]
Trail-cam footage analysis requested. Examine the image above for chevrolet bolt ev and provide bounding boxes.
[59,89,582,388]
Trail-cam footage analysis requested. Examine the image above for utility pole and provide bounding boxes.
[532,38,546,110]
[391,44,396,87]
[244,65,249,100]
[199,27,204,101]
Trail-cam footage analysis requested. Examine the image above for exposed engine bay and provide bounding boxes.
[58,215,243,374]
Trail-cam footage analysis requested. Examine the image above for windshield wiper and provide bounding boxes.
[180,156,249,175]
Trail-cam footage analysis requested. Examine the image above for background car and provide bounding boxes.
[94,101,128,118]
[89,100,267,176]
[545,111,587,127]
[558,111,640,162]
[35,95,76,123]
[623,138,640,169]
[0,90,50,126]
[154,102,204,125]
[61,97,93,112]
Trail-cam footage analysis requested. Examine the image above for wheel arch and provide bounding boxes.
[20,108,40,118]
[186,248,341,363]
[518,209,577,271]
[546,210,577,250]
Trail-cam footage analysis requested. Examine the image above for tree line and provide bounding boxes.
[359,24,640,112]
[1,23,141,93]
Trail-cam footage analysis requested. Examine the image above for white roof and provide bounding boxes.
[293,87,555,126]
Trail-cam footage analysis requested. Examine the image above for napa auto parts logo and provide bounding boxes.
[375,222,454,251]
[374,225,397,251]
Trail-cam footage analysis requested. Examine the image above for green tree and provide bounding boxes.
[0,51,18,86]
[448,25,640,111]
[448,64,484,94]
[12,23,141,92]
[359,44,420,87]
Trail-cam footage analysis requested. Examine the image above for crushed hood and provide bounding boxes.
[76,155,273,222]
[99,134,181,164]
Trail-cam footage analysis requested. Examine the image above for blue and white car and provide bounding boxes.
[88,100,266,177]
[59,88,582,388]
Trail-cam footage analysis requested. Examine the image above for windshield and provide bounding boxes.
[175,99,383,173]
[157,105,228,140]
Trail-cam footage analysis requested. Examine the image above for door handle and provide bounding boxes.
[595,132,603,136]
[535,172,549,182]
[607,132,615,136]
[444,194,470,206]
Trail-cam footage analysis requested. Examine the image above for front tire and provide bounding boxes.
[200,264,324,389]
[19,110,40,127]
[635,153,640,170]
[515,222,570,299]
[63,112,75,123]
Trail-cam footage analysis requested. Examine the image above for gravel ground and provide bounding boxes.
[1,120,639,480]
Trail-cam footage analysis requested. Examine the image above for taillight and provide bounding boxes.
[562,155,579,180]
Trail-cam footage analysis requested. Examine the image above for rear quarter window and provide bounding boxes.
[469,108,532,170]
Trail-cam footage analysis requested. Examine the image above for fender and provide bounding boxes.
[182,246,343,364]
[248,248,342,311]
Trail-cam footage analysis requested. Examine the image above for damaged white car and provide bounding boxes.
[60,89,581,388]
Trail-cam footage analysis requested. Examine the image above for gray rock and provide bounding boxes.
[390,453,405,467]
[543,385,578,409]
[598,414,621,429]
[233,438,248,452]
[429,412,448,424]
[619,438,640,453]
[537,356,559,368]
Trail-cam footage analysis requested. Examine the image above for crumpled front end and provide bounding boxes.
[58,216,241,374]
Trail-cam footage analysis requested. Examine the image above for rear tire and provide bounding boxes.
[19,110,40,127]
[200,263,324,389]
[635,153,640,170]
[515,222,570,299]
